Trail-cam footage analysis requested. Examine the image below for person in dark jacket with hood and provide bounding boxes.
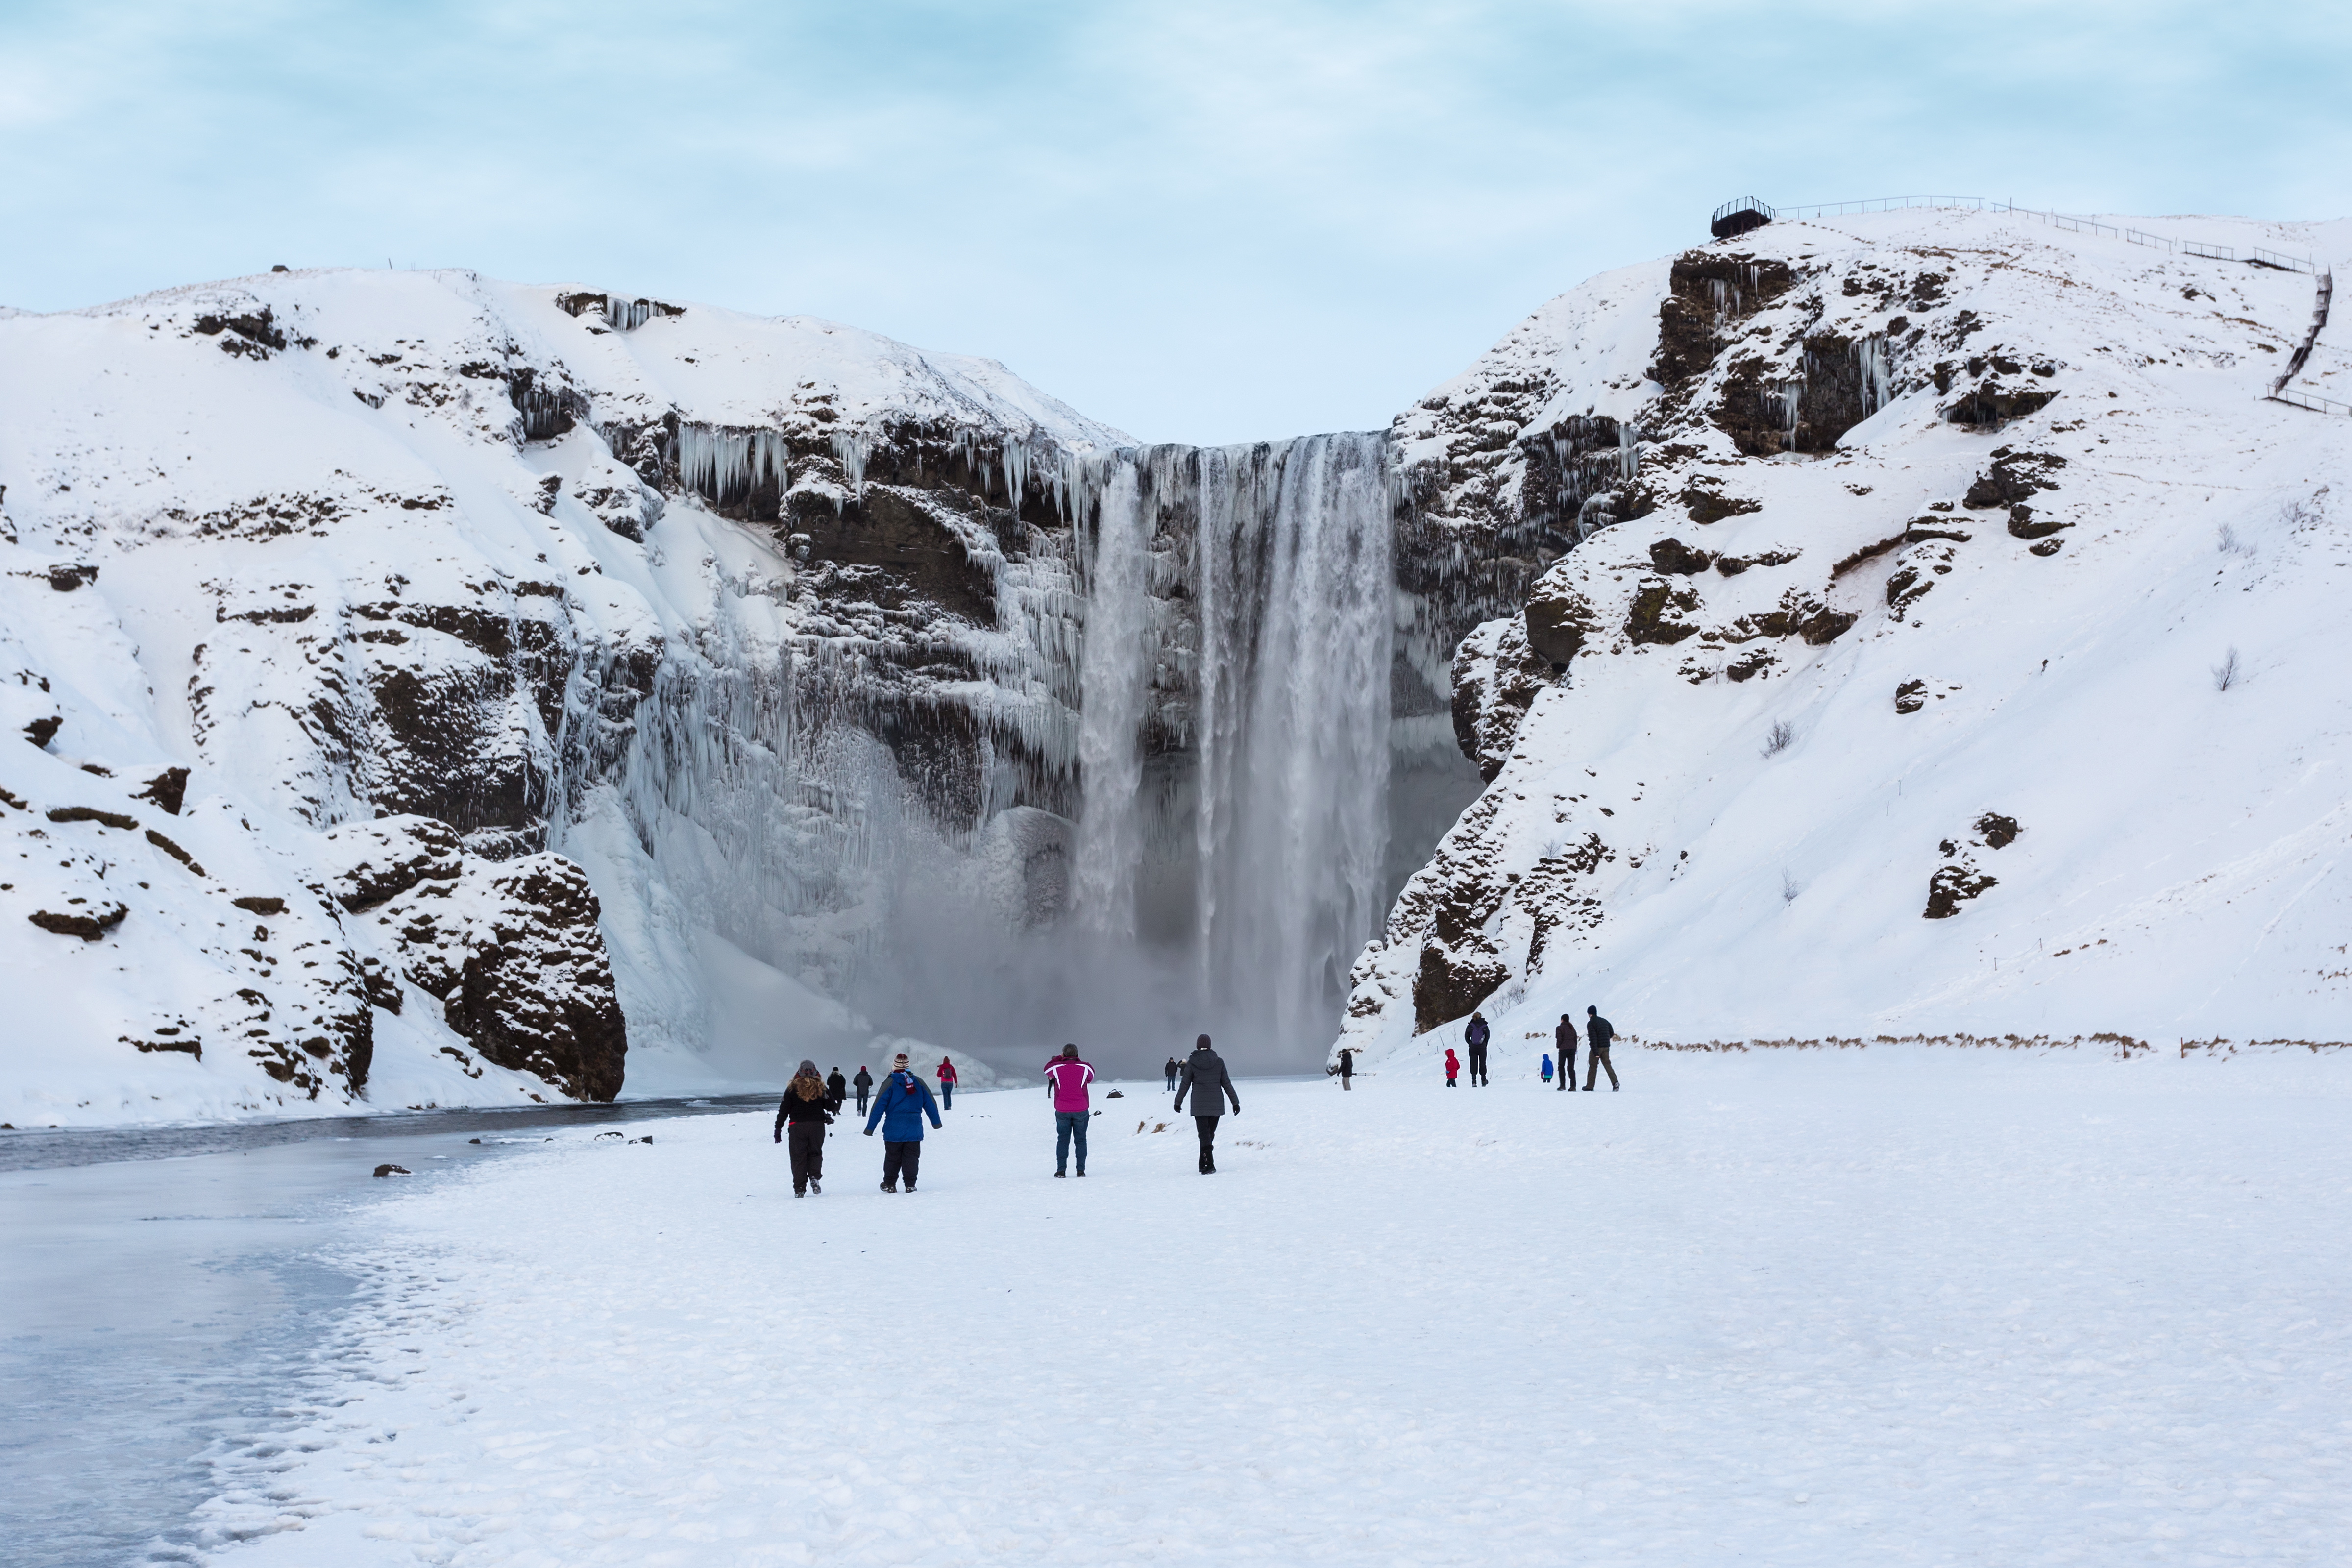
[773,1059,843,1196]
[1173,1033,1241,1173]
[1335,1047,1355,1090]
[852,1065,875,1114]
[1583,1005,1619,1091]
[1163,1056,1180,1091]
[1555,1014,1578,1093]
[1465,1012,1491,1086]
[864,1051,943,1191]
[827,1066,849,1105]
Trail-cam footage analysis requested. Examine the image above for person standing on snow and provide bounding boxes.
[773,1058,842,1197]
[864,1052,942,1191]
[1043,1044,1095,1178]
[827,1065,849,1105]
[936,1055,959,1110]
[1465,1012,1491,1086]
[1336,1047,1355,1090]
[1173,1033,1241,1174]
[852,1064,874,1115]
[1163,1055,1180,1091]
[1444,1046,1460,1088]
[1541,1052,1554,1084]
[1583,1005,1619,1091]
[1555,1013,1578,1093]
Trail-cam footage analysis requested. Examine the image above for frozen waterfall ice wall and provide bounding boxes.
[1069,434,1397,1053]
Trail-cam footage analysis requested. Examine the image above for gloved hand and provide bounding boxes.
[772,1131,780,1144]
[864,1128,875,1136]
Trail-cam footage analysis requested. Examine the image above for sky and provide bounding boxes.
[3,1,2348,444]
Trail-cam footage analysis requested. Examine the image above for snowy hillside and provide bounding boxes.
[1346,206,2352,1065]
[0,270,1125,1125]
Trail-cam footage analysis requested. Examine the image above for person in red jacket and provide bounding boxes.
[936,1055,959,1110]
[1444,1046,1461,1088]
[1043,1044,1094,1177]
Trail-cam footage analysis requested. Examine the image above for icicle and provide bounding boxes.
[674,424,788,508]
[831,429,871,513]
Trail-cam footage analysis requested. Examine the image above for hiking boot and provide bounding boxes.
[1076,1170,1086,1178]
[809,1179,821,1195]
[1054,1170,1067,1178]
[881,1181,897,1192]
[903,1186,916,1193]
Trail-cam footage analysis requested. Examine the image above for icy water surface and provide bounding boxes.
[0,1096,770,1568]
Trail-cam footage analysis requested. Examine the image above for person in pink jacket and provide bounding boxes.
[936,1055,958,1110]
[1043,1044,1095,1178]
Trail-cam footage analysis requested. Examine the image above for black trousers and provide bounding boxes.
[856,1089,870,1113]
[1584,1046,1618,1090]
[1556,1043,1576,1089]
[1193,1115,1220,1171]
[1468,1043,1488,1084]
[788,1122,826,1191]
[882,1140,922,1188]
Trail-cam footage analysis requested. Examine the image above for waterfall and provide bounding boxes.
[1190,434,1393,1049]
[1061,432,1396,1053]
[1070,463,1155,935]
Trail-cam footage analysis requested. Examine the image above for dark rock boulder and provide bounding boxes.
[443,855,627,1102]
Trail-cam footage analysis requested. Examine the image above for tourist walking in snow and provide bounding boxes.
[853,1065,874,1114]
[1043,1044,1095,1178]
[864,1052,942,1191]
[936,1055,958,1110]
[773,1059,842,1197]
[1174,1033,1241,1174]
[1541,1052,1554,1084]
[1336,1046,1355,1090]
[1555,1013,1577,1093]
[1582,1005,1619,1091]
[827,1065,848,1105]
[1163,1055,1180,1091]
[1465,1012,1491,1086]
[1444,1047,1460,1087]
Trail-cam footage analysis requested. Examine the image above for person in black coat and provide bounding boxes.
[1163,1055,1180,1091]
[1336,1047,1355,1090]
[773,1058,844,1196]
[853,1065,875,1113]
[1583,1005,1619,1091]
[827,1066,848,1104]
[1173,1034,1241,1173]
[1465,1012,1491,1086]
[1554,1014,1578,1092]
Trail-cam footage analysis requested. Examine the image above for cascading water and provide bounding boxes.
[1070,464,1155,936]
[1187,435,1394,1050]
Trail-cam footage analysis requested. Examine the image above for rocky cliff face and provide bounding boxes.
[0,268,1517,1119]
[1342,207,2352,1057]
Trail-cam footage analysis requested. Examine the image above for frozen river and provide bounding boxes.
[0,1096,771,1568]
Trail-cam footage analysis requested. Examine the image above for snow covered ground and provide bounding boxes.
[187,1049,2352,1566]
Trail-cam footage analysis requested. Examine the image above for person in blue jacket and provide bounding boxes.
[864,1051,943,1192]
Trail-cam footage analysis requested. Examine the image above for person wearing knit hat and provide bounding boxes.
[773,1058,843,1197]
[864,1051,942,1191]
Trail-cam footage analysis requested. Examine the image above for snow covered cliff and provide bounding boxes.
[1345,206,2352,1063]
[0,270,1138,1123]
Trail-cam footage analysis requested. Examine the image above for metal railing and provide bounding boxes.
[1774,195,1999,220]
[2271,386,2352,417]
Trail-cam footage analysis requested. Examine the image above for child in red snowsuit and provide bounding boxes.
[1444,1047,1460,1087]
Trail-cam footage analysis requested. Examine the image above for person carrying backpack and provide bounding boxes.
[1554,1014,1578,1093]
[936,1055,959,1110]
[1583,1005,1619,1091]
[773,1058,842,1197]
[827,1066,849,1105]
[853,1065,875,1114]
[1043,1044,1095,1177]
[1173,1033,1240,1174]
[1444,1047,1460,1088]
[863,1052,943,1191]
[1336,1047,1356,1090]
[1465,1012,1491,1086]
